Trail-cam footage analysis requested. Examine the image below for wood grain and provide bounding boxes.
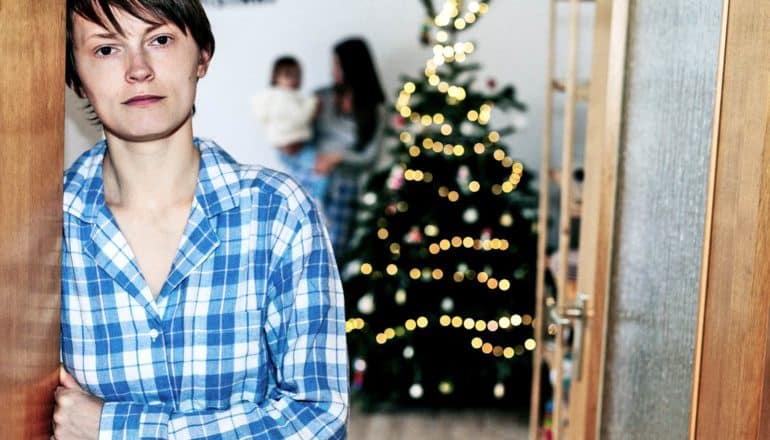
[0,2,65,438]
[693,0,770,436]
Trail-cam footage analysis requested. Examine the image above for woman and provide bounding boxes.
[314,38,387,261]
[55,1,348,438]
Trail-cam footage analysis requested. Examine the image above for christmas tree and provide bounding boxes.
[342,0,538,409]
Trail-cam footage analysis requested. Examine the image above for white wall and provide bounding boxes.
[65,1,594,174]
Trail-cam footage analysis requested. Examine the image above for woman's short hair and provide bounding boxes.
[66,0,215,97]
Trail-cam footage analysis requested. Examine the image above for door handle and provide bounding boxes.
[549,292,588,381]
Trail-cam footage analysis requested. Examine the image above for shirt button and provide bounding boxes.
[149,329,160,341]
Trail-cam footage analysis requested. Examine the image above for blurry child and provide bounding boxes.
[252,56,327,201]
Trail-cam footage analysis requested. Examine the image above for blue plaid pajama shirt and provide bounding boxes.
[61,138,349,439]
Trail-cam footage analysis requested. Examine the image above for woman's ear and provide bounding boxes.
[196,48,212,79]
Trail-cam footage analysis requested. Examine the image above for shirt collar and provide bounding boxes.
[63,137,242,223]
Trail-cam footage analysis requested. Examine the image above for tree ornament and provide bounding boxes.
[456,165,471,188]
[441,297,454,312]
[463,207,479,223]
[387,166,405,190]
[405,226,423,244]
[409,383,424,399]
[487,77,497,89]
[357,293,375,315]
[403,346,415,359]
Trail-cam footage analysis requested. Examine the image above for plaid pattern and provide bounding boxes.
[322,172,359,259]
[61,138,348,439]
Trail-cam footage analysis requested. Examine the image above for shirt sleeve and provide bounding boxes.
[338,105,387,169]
[97,198,349,440]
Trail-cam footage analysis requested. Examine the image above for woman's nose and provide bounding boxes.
[125,49,154,83]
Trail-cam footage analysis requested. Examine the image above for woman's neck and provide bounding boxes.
[102,124,200,211]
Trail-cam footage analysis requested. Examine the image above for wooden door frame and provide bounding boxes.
[690,0,770,437]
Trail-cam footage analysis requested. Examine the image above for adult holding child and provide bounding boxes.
[313,37,387,262]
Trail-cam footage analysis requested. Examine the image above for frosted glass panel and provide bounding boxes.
[600,0,722,438]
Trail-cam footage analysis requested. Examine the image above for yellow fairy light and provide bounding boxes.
[438,82,450,93]
[346,321,354,332]
[421,115,432,126]
[400,132,413,143]
[455,52,467,63]
[361,263,373,275]
[376,333,387,344]
[451,236,463,247]
[471,337,483,349]
[440,239,451,250]
[464,42,475,53]
[432,269,444,280]
[439,381,453,395]
[355,318,365,329]
[405,319,417,331]
[469,2,480,13]
[440,124,453,136]
[522,314,533,325]
[404,170,415,180]
[463,237,474,248]
[474,143,485,154]
[453,272,464,282]
[417,316,429,328]
[442,46,455,58]
[479,3,489,14]
[467,110,479,121]
[429,75,440,86]
[504,347,515,359]
[443,144,454,155]
[480,103,492,113]
[400,107,412,118]
[513,162,524,172]
[377,228,389,240]
[432,44,443,56]
[463,318,475,330]
[440,315,451,326]
[456,88,467,100]
[487,278,499,289]
[511,314,523,326]
[385,328,396,339]
[433,113,445,124]
[404,82,416,93]
[525,339,537,351]
[414,170,424,181]
[491,184,503,195]
[422,138,434,149]
[452,145,464,156]
[409,268,421,279]
[436,30,448,42]
[451,316,463,328]
[389,243,401,254]
[500,240,510,250]
[493,346,503,357]
[500,213,513,227]
[502,181,514,193]
[432,142,444,153]
[397,201,409,212]
[499,316,511,329]
[502,157,514,167]
[490,239,501,249]
[475,320,486,332]
[465,12,476,23]
[409,146,421,157]
[438,186,449,197]
[424,172,433,183]
[473,239,482,250]
[429,244,440,254]
[487,320,499,332]
[447,191,460,202]
[489,131,501,143]
[386,264,398,276]
[454,18,466,29]
[499,279,511,291]
[481,343,493,354]
[469,181,480,192]
[395,289,407,304]
[477,272,489,283]
[424,224,439,236]
[493,149,506,161]
[410,113,421,122]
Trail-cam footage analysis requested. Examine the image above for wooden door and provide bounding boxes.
[0,2,65,438]
[690,0,770,437]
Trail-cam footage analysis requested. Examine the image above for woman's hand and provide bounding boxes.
[280,142,304,156]
[314,152,344,175]
[52,366,103,440]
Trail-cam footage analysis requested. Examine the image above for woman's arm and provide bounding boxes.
[337,105,387,169]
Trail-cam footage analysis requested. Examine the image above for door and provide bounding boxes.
[0,2,65,438]
[531,0,770,438]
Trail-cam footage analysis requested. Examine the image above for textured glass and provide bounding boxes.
[600,0,723,438]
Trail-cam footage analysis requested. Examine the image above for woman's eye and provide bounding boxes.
[154,35,172,46]
[96,46,115,57]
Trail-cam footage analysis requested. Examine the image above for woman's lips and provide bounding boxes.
[123,95,165,106]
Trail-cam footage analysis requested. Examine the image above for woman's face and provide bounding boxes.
[72,7,210,143]
[332,54,344,85]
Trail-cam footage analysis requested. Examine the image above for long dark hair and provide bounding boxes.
[334,38,385,151]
